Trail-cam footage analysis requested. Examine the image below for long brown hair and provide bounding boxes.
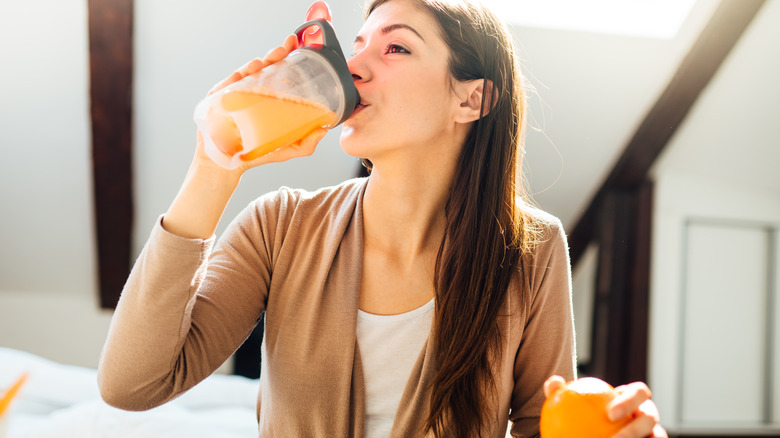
[364,0,534,436]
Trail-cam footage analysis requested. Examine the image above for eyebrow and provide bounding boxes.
[354,23,426,45]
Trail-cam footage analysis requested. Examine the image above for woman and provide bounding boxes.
[98,0,666,436]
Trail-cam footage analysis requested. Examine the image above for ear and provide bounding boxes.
[453,79,496,123]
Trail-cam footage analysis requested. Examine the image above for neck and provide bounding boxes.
[362,160,454,265]
[359,121,470,265]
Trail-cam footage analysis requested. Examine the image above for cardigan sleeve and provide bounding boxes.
[508,217,577,437]
[98,191,289,411]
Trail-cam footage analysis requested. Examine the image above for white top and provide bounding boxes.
[357,299,435,438]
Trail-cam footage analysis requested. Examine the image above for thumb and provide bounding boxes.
[301,1,333,46]
[543,375,566,398]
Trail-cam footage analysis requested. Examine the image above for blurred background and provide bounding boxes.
[1,0,778,435]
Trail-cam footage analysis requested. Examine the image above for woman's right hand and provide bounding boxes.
[193,34,327,176]
[164,35,327,240]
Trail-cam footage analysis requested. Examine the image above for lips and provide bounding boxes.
[350,99,369,118]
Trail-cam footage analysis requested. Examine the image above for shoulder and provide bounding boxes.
[518,202,567,251]
[252,177,368,218]
[514,203,571,297]
[220,177,368,259]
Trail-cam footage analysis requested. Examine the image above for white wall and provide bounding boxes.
[0,0,365,369]
[649,0,780,430]
[0,0,110,368]
[571,242,598,366]
[650,174,780,429]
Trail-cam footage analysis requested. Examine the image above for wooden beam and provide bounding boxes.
[584,182,653,385]
[624,182,652,384]
[568,0,767,267]
[588,189,636,383]
[88,0,134,308]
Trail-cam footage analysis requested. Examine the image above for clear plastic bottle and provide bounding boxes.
[194,19,359,169]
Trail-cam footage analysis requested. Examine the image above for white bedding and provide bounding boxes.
[0,347,259,438]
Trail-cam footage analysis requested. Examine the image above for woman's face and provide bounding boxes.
[339,0,463,164]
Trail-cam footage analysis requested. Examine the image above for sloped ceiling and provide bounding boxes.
[510,0,720,229]
[653,0,780,194]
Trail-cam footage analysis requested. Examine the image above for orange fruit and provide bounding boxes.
[540,377,632,438]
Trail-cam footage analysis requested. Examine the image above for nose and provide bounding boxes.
[347,52,371,84]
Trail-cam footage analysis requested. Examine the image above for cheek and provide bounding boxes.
[394,73,454,126]
[407,90,457,135]
[338,69,456,153]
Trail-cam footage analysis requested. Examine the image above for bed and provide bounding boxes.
[0,347,260,438]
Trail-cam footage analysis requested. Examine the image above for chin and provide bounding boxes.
[338,125,369,159]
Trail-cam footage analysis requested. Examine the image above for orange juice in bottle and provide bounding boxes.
[194,17,359,169]
[204,87,337,163]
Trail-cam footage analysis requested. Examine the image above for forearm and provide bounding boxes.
[98,220,215,410]
[163,155,243,239]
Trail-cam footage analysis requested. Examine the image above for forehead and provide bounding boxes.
[359,0,441,41]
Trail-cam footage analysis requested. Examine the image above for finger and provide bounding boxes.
[611,399,661,438]
[608,382,652,421]
[652,424,669,438]
[236,58,265,78]
[302,2,332,46]
[638,398,661,422]
[207,57,261,95]
[263,34,298,65]
[208,72,241,95]
[543,375,566,398]
[278,128,327,160]
[240,128,327,169]
[208,64,259,96]
[296,128,328,156]
[305,1,332,22]
[611,410,656,438]
[208,35,297,96]
[280,128,326,158]
[283,33,299,53]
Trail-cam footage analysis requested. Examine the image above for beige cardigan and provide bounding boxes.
[98,177,575,437]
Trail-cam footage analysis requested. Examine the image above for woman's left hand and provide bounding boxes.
[606,381,668,438]
[543,376,668,438]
